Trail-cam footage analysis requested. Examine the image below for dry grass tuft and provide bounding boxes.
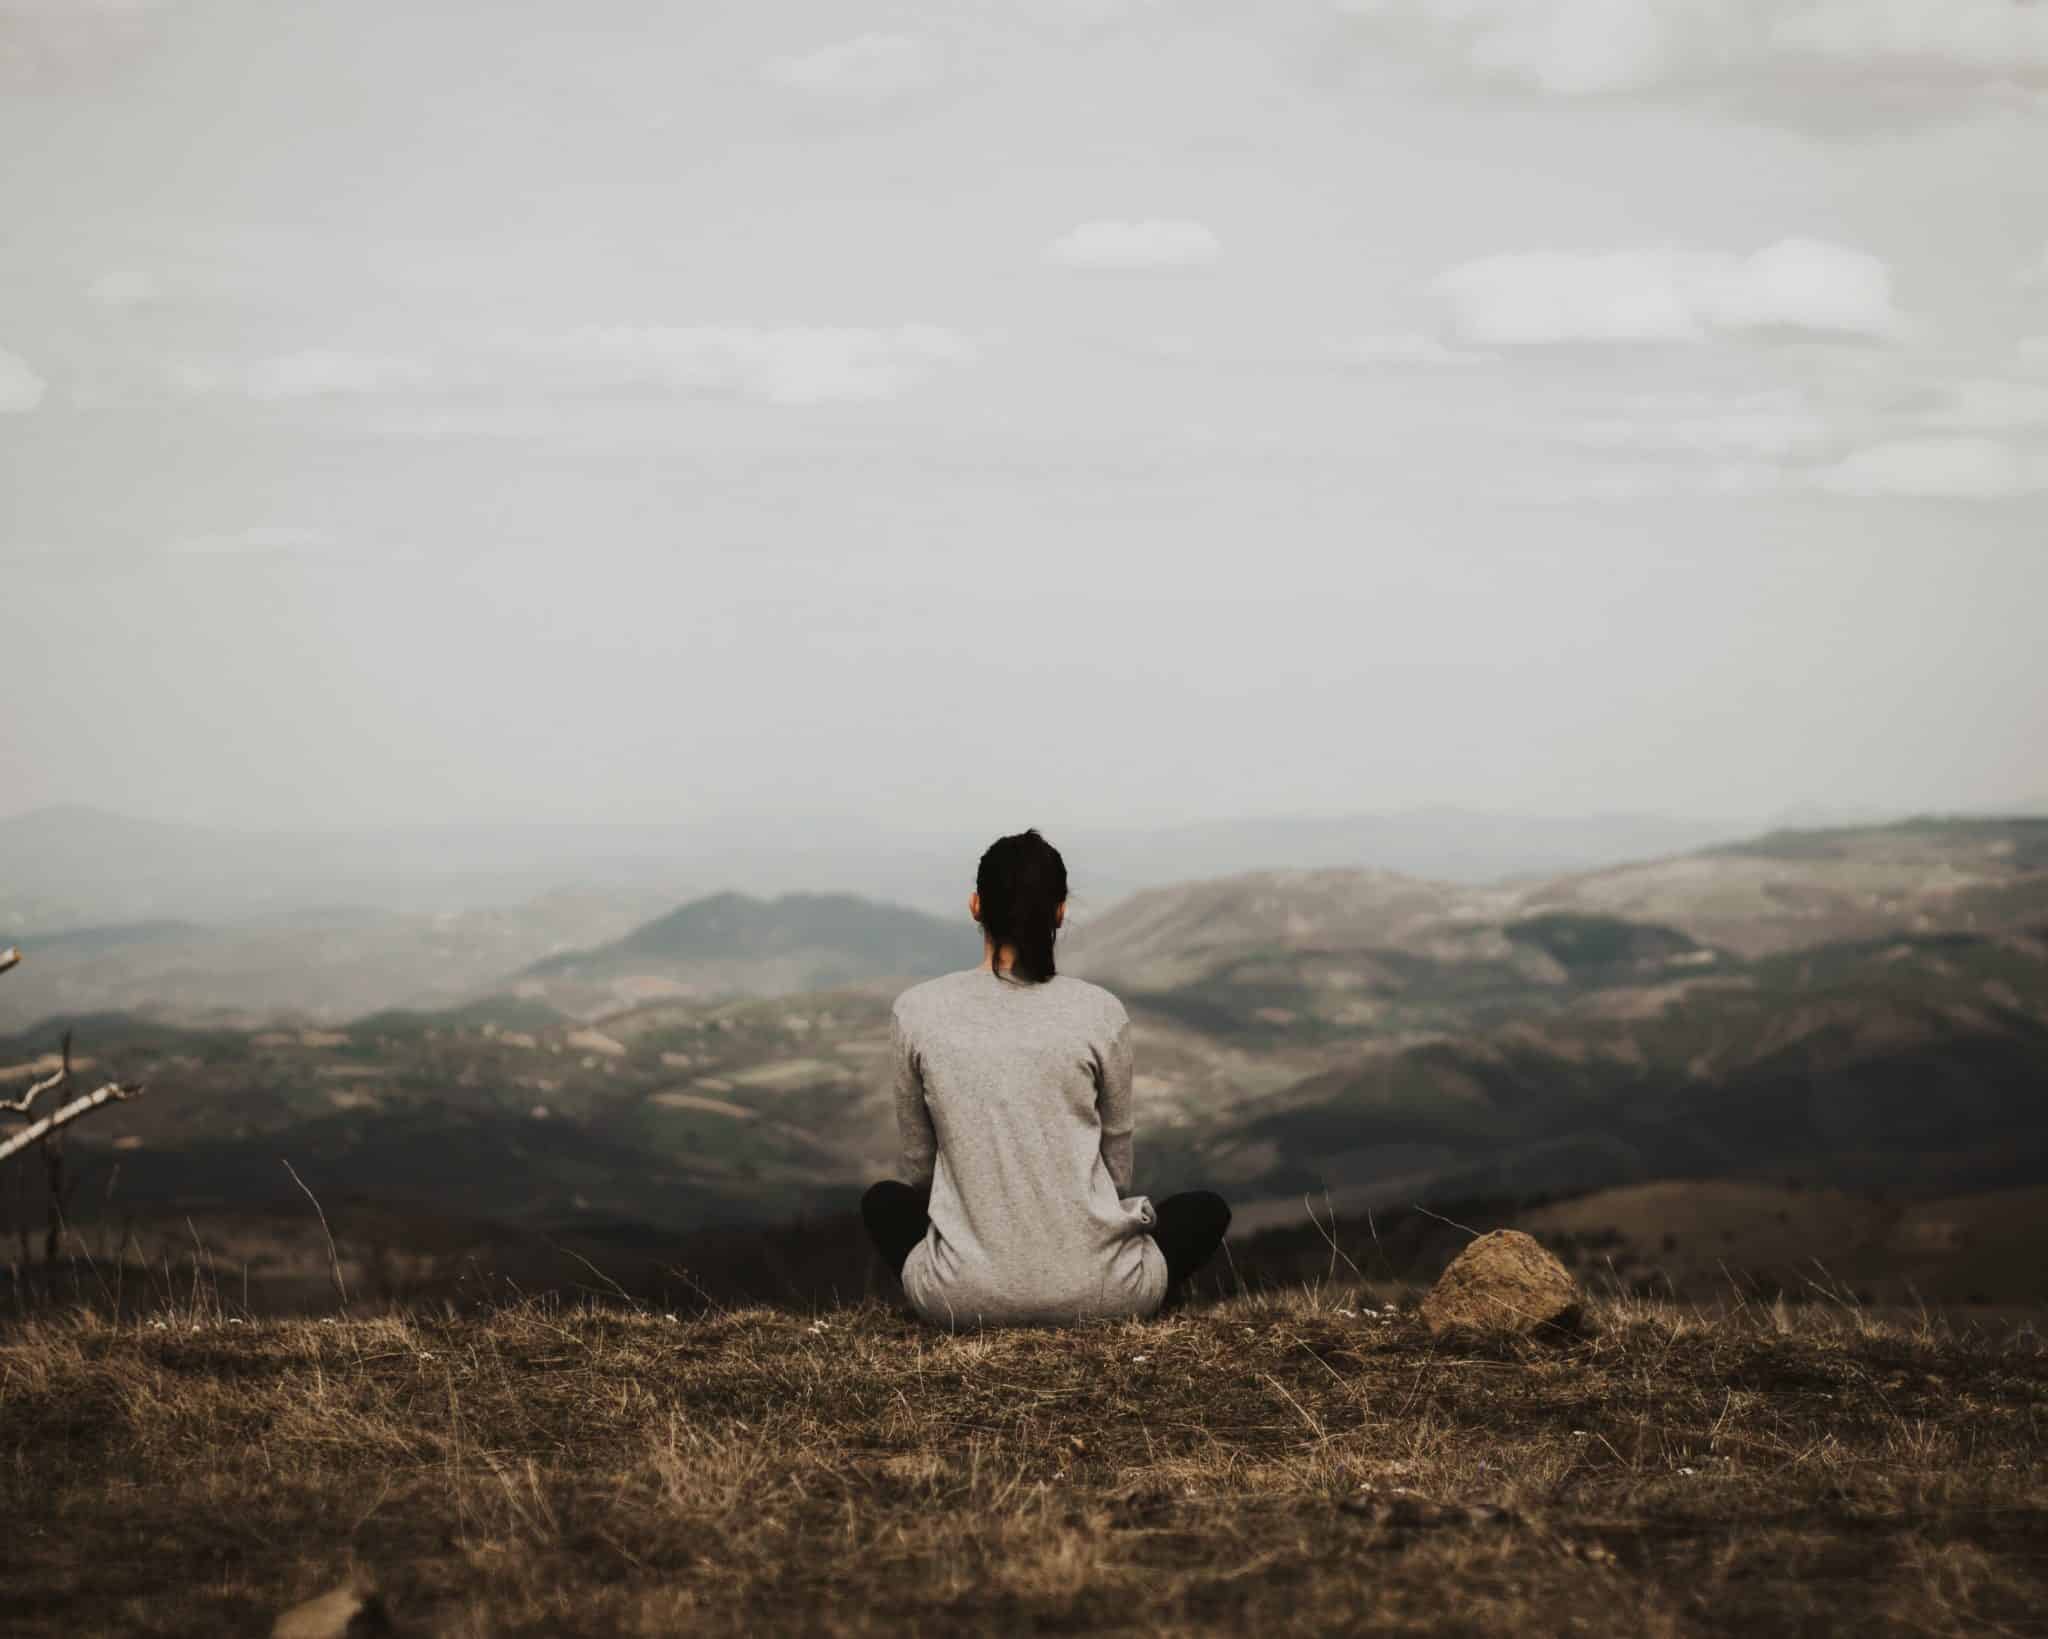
[1,1272,2042,1636]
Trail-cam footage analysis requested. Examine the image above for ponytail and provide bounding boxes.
[975,828,1068,986]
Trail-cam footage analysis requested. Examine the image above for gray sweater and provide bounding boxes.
[890,967,1169,1330]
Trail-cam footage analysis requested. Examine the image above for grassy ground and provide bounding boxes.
[2,1275,2044,1637]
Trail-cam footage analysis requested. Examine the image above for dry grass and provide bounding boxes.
[2,1273,2044,1637]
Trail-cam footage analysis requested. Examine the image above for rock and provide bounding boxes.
[1419,1228,1583,1337]
[272,1579,394,1639]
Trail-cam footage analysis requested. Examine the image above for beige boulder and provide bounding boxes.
[273,1578,393,1638]
[1419,1228,1582,1337]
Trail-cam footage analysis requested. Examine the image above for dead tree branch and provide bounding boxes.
[1,960,147,1165]
[0,1081,146,1165]
[3,1029,74,1116]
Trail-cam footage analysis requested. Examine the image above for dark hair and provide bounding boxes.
[976,828,1069,987]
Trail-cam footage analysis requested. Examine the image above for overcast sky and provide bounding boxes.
[4,0,2046,838]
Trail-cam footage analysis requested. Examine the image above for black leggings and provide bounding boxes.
[861,1180,1231,1304]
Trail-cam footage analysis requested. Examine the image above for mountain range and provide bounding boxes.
[0,800,1805,1029]
[2,801,1786,933]
[11,802,2038,1030]
[5,815,2045,1308]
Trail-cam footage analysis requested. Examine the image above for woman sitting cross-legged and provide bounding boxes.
[862,827,1230,1332]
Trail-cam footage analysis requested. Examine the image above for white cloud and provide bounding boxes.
[158,328,981,408]
[1695,240,1899,335]
[87,269,159,311]
[1771,1,2048,74]
[1533,387,1840,496]
[1044,220,1221,270]
[1566,405,1831,457]
[763,34,946,99]
[1700,461,1790,497]
[1504,461,1788,503]
[1337,0,2048,96]
[0,0,176,92]
[507,324,982,404]
[1044,0,1170,26]
[163,526,334,556]
[0,347,46,412]
[1335,332,1494,366]
[1440,250,1701,344]
[1914,378,2048,433]
[1815,436,2044,498]
[1437,239,1899,345]
[172,350,434,400]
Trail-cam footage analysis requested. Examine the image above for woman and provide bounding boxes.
[861,828,1230,1330]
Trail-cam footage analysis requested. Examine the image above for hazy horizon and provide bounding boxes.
[7,794,2042,945]
[0,791,1972,838]
[5,2,2045,837]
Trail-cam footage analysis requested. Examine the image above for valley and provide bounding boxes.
[5,815,2046,1312]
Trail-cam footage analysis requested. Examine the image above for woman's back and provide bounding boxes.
[890,967,1169,1330]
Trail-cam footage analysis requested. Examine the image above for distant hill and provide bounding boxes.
[1203,922,2048,1228]
[0,893,652,1033]
[511,890,978,1016]
[0,806,600,933]
[1516,815,2048,958]
[1056,814,2048,1000]
[1037,816,2048,1222]
[1052,806,1766,899]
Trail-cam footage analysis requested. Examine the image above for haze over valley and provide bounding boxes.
[0,801,1793,1026]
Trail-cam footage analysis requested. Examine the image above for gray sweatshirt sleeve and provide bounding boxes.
[1094,1006,1136,1195]
[891,1005,937,1187]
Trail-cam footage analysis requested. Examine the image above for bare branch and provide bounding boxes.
[0,1082,145,1165]
[2,1062,71,1117]
[5,1028,100,1118]
[0,947,60,1113]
